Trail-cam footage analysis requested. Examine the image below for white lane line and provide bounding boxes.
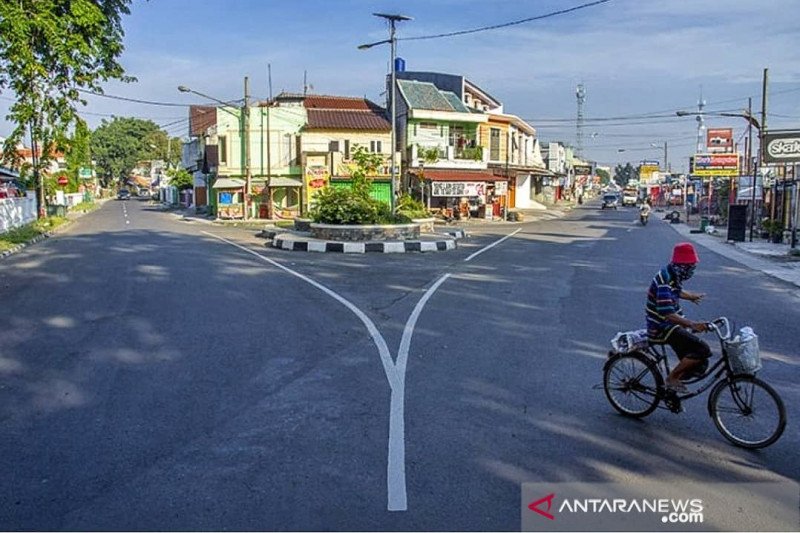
[202,232,452,513]
[464,228,521,262]
[388,273,451,511]
[202,232,398,388]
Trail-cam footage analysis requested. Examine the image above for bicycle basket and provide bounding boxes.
[725,329,761,375]
[610,329,649,354]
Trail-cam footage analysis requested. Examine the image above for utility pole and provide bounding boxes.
[761,68,772,227]
[576,83,586,158]
[748,97,757,242]
[266,64,273,219]
[243,76,251,220]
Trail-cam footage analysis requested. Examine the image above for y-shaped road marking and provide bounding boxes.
[203,231,452,511]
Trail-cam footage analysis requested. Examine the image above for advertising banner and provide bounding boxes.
[304,165,330,207]
[639,164,659,182]
[764,129,800,163]
[706,128,733,151]
[572,164,592,175]
[691,153,739,176]
[431,181,486,197]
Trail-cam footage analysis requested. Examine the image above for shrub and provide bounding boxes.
[396,193,429,219]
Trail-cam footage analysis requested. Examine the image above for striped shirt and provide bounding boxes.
[646,266,682,342]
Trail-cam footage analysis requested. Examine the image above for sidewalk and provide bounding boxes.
[665,217,800,288]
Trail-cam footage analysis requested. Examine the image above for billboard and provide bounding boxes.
[764,130,800,163]
[572,164,592,175]
[691,153,739,176]
[707,128,734,151]
[639,164,659,182]
[736,176,763,201]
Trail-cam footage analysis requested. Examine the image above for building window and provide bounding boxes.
[419,122,438,131]
[370,140,382,153]
[344,139,350,159]
[490,128,501,161]
[219,136,227,164]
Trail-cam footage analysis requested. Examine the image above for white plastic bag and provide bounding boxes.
[610,329,649,354]
[725,326,761,374]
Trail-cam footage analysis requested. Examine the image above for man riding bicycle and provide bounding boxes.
[646,242,711,392]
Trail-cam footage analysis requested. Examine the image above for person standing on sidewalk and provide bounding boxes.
[645,242,711,392]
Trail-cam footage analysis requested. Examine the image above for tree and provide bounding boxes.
[613,162,638,187]
[145,130,182,168]
[166,167,193,190]
[64,119,92,193]
[596,167,611,185]
[91,117,162,186]
[0,0,134,212]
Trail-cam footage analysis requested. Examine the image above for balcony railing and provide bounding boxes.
[456,146,483,161]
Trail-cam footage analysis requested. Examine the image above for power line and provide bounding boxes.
[399,0,612,41]
[76,88,244,108]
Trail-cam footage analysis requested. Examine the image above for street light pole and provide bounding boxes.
[358,13,411,212]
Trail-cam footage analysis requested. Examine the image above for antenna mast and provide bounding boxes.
[576,83,586,157]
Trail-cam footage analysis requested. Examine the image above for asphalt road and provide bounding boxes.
[0,198,797,530]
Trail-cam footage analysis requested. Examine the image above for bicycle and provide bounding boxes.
[602,317,786,449]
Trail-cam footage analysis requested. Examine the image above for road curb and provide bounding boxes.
[271,234,457,253]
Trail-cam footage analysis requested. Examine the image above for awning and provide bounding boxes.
[212,178,245,189]
[268,177,303,187]
[412,169,506,182]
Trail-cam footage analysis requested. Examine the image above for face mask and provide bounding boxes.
[672,263,696,281]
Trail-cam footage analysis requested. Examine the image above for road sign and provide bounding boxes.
[57,176,69,186]
[79,167,92,179]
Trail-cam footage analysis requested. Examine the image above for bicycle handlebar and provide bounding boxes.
[706,317,731,340]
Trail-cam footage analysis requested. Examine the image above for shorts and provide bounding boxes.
[666,327,712,360]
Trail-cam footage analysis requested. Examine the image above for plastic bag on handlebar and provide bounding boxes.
[610,329,649,354]
[725,326,761,374]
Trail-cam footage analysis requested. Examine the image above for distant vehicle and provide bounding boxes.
[116,188,131,200]
[601,193,619,209]
[622,188,638,207]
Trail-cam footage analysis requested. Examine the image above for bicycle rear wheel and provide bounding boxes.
[603,353,663,418]
[709,375,786,449]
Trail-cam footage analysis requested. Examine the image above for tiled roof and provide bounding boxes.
[304,95,381,110]
[190,105,216,136]
[305,109,390,131]
[441,91,470,113]
[397,80,454,112]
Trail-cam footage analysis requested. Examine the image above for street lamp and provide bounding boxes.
[178,81,252,219]
[358,13,412,212]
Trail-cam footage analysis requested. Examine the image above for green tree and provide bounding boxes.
[145,130,182,168]
[0,0,134,196]
[596,167,611,185]
[613,162,638,187]
[91,117,161,185]
[64,119,92,193]
[166,167,193,190]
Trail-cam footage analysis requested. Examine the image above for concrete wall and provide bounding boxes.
[0,195,36,233]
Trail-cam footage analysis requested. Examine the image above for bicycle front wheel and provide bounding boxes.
[603,353,663,418]
[709,375,786,449]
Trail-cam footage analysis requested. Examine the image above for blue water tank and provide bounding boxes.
[394,57,406,72]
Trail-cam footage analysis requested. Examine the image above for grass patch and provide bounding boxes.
[0,216,68,252]
[274,220,295,228]
[71,201,99,213]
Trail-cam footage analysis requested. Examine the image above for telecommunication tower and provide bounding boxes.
[576,83,586,157]
[695,88,706,153]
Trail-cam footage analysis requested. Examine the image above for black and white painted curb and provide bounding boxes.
[0,232,52,260]
[272,237,456,253]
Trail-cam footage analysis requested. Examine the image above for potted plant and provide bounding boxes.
[761,219,784,244]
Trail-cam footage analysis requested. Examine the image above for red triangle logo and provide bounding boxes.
[528,493,556,520]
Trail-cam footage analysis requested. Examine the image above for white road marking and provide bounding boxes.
[202,233,455,512]
[464,229,521,262]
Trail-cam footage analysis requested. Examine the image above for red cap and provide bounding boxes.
[671,242,699,264]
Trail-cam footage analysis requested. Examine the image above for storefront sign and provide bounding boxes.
[764,130,800,163]
[431,181,486,197]
[691,153,739,176]
[707,128,733,151]
[736,176,763,201]
[494,181,507,195]
[572,164,592,175]
[639,164,660,181]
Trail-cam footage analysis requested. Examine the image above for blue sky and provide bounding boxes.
[2,0,799,172]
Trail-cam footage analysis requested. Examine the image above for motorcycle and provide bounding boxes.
[639,205,651,225]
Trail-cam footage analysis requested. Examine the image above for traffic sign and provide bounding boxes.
[57,176,69,186]
[78,167,92,179]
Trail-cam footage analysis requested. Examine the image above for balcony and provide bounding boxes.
[410,144,488,170]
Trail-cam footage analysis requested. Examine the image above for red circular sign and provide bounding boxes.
[57,176,69,186]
